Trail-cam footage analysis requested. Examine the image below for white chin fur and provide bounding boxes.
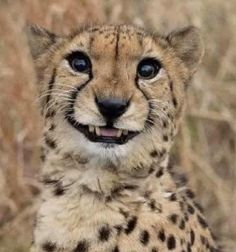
[86,141,131,158]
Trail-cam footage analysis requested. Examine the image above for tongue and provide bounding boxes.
[100,128,118,137]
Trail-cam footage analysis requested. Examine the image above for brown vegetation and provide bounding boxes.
[0,0,235,251]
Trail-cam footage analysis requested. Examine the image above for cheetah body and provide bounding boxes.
[27,24,218,252]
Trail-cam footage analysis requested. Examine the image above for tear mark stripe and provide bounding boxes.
[65,78,93,130]
[45,69,56,106]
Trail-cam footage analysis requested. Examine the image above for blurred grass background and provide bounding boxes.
[0,0,235,251]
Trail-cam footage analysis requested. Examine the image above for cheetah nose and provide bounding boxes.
[95,97,129,120]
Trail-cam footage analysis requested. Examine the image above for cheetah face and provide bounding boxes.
[63,51,162,145]
[28,25,203,157]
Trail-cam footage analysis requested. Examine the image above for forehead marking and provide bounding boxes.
[115,26,120,60]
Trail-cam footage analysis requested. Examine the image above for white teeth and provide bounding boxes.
[117,129,123,138]
[89,125,95,133]
[95,126,101,136]
[123,130,129,135]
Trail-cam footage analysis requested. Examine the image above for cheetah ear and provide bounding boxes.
[26,25,58,59]
[167,26,204,74]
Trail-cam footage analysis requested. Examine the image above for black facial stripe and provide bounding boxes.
[169,80,178,108]
[169,80,174,99]
[45,69,56,106]
[65,78,92,127]
[134,76,154,128]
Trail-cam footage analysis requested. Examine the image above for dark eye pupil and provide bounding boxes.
[139,65,155,78]
[66,52,91,73]
[137,58,161,79]
[72,58,87,72]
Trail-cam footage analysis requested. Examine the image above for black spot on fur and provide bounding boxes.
[99,225,111,242]
[187,204,195,214]
[187,243,192,252]
[105,196,112,202]
[169,81,173,91]
[125,216,137,234]
[158,229,166,242]
[151,247,158,252]
[42,242,56,252]
[163,120,168,128]
[111,186,124,195]
[169,193,177,201]
[44,136,56,149]
[74,240,89,252]
[163,135,169,142]
[205,239,210,249]
[184,212,189,222]
[179,219,185,230]
[190,230,195,245]
[167,112,172,119]
[119,208,129,218]
[112,245,120,252]
[185,189,195,199]
[156,168,164,178]
[53,182,65,196]
[150,150,158,157]
[148,199,156,210]
[148,166,155,174]
[49,124,56,131]
[172,97,178,107]
[169,214,178,224]
[140,230,150,246]
[160,149,166,157]
[197,215,208,229]
[167,235,176,250]
[123,184,138,190]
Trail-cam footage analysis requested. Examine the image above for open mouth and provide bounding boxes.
[76,124,139,144]
[67,116,139,144]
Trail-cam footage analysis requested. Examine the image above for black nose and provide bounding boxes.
[96,97,129,120]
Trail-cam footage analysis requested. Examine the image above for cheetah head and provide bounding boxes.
[27,25,204,163]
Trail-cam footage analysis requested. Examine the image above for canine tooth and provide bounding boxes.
[117,129,123,138]
[123,130,129,135]
[89,125,95,132]
[95,126,101,136]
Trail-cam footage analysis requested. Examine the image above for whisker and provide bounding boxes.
[37,91,72,102]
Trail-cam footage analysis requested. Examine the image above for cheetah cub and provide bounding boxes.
[27,24,220,252]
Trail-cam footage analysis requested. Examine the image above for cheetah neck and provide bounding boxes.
[41,148,171,198]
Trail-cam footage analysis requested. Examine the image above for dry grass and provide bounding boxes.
[0,0,235,251]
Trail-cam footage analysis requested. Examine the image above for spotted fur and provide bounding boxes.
[27,24,220,252]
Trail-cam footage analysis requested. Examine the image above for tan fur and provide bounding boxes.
[27,24,219,252]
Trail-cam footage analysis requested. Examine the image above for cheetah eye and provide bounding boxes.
[137,58,161,80]
[66,51,91,73]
